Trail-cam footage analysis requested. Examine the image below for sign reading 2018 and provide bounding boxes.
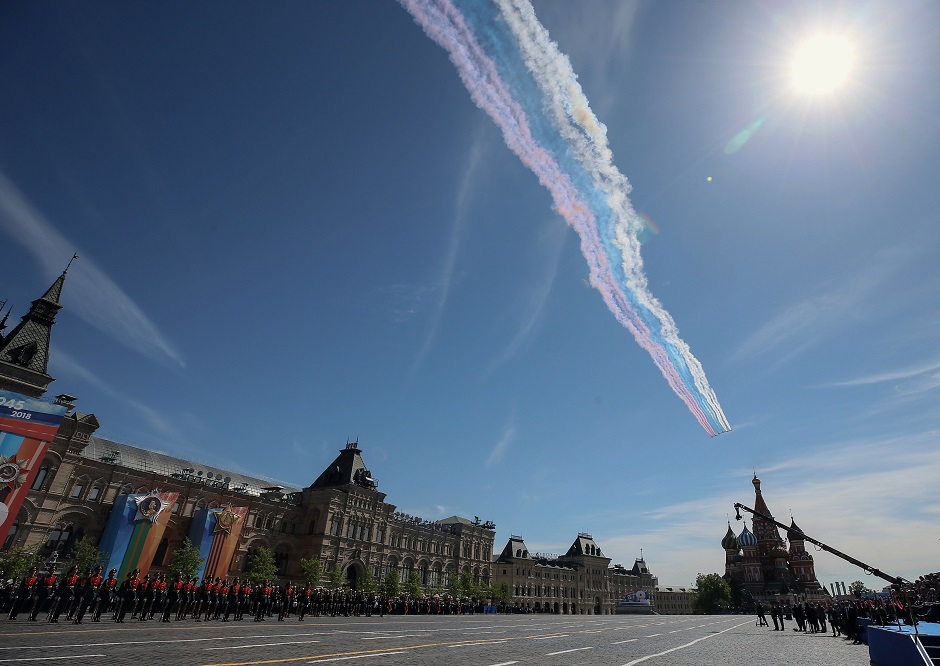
[0,397,31,420]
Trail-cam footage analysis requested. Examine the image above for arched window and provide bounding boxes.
[275,551,288,575]
[153,538,170,566]
[3,518,18,548]
[31,465,49,491]
[45,522,72,552]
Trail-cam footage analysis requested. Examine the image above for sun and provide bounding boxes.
[790,34,855,95]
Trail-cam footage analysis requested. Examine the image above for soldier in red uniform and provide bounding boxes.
[163,572,182,622]
[8,566,39,620]
[217,579,230,620]
[46,565,77,623]
[223,577,238,621]
[70,569,92,623]
[75,565,103,624]
[149,573,165,620]
[297,583,311,621]
[278,582,293,621]
[115,570,140,623]
[236,580,250,621]
[30,565,58,621]
[177,577,193,621]
[255,580,271,621]
[137,574,153,620]
[95,569,117,622]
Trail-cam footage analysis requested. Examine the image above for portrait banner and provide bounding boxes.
[0,389,67,544]
[99,491,179,580]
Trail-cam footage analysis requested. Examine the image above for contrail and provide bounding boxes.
[400,0,730,435]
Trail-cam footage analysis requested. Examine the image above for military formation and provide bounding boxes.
[754,596,918,645]
[2,566,483,624]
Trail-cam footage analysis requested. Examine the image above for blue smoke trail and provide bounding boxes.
[400,0,731,436]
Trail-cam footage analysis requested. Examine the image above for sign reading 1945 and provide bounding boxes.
[0,391,68,427]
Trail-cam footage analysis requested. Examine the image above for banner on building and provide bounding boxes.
[99,490,179,581]
[0,389,68,544]
[188,505,248,581]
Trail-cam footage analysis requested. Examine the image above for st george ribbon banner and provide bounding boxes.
[0,389,68,543]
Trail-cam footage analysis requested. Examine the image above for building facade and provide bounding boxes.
[492,534,657,614]
[654,586,695,614]
[1,271,495,589]
[722,475,826,604]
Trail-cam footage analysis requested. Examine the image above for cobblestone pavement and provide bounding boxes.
[0,614,870,666]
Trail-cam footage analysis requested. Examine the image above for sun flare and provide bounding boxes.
[790,34,855,95]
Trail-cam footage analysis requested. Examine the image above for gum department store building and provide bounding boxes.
[1,268,656,613]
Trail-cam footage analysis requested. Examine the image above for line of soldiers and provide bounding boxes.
[3,567,482,623]
[753,596,914,645]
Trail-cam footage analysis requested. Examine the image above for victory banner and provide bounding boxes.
[99,490,180,581]
[188,505,248,581]
[0,389,68,544]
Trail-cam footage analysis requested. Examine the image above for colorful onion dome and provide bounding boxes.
[738,525,758,548]
[721,524,739,550]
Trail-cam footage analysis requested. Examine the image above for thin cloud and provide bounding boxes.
[730,261,891,366]
[411,121,488,374]
[825,358,940,388]
[51,349,184,443]
[483,220,566,376]
[602,430,940,586]
[0,172,184,366]
[486,417,516,468]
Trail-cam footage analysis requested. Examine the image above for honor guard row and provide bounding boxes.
[3,569,486,622]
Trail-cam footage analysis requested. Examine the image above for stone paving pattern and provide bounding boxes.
[0,614,871,666]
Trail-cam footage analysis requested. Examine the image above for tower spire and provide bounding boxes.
[0,260,73,397]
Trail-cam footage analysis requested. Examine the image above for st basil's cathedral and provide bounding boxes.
[722,475,828,603]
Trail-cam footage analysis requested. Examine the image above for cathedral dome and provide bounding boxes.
[738,525,757,548]
[787,518,804,539]
[721,524,739,550]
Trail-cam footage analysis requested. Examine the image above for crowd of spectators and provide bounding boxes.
[892,571,940,622]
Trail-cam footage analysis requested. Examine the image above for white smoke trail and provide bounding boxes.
[497,0,730,431]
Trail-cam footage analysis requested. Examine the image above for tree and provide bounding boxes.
[166,537,206,581]
[244,547,278,585]
[848,580,868,598]
[692,573,732,614]
[68,536,108,574]
[446,569,462,598]
[0,544,41,581]
[491,582,511,605]
[459,571,479,599]
[299,556,323,587]
[328,562,346,590]
[405,570,423,599]
[382,568,400,598]
[358,567,378,595]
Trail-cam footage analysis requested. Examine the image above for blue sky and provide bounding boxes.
[2,0,938,589]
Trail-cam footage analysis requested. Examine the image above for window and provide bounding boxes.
[70,483,84,498]
[45,523,72,552]
[153,538,169,566]
[3,519,18,549]
[171,502,180,515]
[88,487,101,501]
[31,466,48,491]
